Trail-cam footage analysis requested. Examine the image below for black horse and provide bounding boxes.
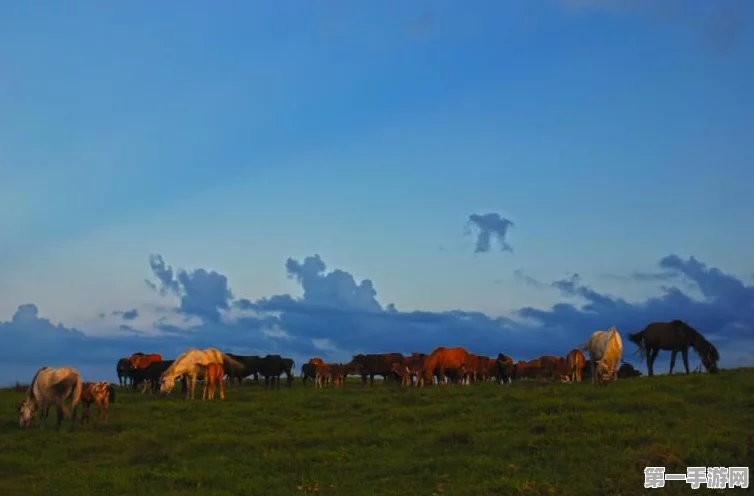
[116,358,133,387]
[258,354,296,389]
[627,320,719,377]
[224,353,261,387]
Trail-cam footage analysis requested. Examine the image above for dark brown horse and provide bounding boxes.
[627,320,719,377]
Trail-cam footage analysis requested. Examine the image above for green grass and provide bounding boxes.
[2,369,753,496]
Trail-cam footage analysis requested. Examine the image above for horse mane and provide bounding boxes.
[25,366,51,401]
[162,348,198,379]
[680,322,720,362]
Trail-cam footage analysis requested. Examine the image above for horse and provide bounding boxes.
[566,349,587,383]
[17,366,83,430]
[420,346,471,386]
[128,353,163,388]
[581,326,623,384]
[224,353,261,387]
[494,354,515,384]
[201,362,225,400]
[80,381,115,424]
[158,348,244,399]
[116,357,133,387]
[627,320,720,377]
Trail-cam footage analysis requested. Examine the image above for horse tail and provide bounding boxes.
[222,353,245,373]
[71,373,83,409]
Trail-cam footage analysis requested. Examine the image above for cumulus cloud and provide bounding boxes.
[1,252,753,384]
[466,213,515,254]
[145,254,233,322]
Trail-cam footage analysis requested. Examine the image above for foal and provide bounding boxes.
[202,362,225,400]
[80,381,115,424]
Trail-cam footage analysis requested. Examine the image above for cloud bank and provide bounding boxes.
[1,251,753,384]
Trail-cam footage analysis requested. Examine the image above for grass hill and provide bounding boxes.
[2,369,753,496]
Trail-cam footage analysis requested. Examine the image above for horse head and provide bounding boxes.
[496,353,513,364]
[596,362,615,384]
[701,350,719,374]
[17,398,37,428]
[158,373,176,395]
[626,332,643,345]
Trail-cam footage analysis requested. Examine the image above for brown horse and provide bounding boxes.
[566,349,587,383]
[628,320,719,376]
[201,362,225,400]
[420,346,471,386]
[81,381,115,424]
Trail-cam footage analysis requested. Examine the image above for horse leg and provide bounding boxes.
[682,348,690,374]
[40,404,52,429]
[219,374,225,399]
[647,348,659,377]
[81,402,90,425]
[56,400,67,430]
[590,361,596,384]
[669,350,677,375]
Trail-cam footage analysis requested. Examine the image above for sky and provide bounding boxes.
[1,0,753,384]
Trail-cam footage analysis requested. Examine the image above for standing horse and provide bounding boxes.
[159,348,244,399]
[627,320,719,377]
[17,366,83,430]
[566,349,586,383]
[116,358,132,387]
[582,327,623,384]
[201,362,225,400]
[80,381,115,424]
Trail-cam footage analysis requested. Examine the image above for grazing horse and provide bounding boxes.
[202,362,225,400]
[582,327,623,384]
[420,346,471,386]
[159,348,244,399]
[627,320,720,377]
[17,366,82,430]
[566,349,587,383]
[116,357,133,387]
[81,381,115,424]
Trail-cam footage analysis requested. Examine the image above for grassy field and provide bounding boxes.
[1,369,753,496]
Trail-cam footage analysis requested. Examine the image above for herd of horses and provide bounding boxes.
[15,319,721,431]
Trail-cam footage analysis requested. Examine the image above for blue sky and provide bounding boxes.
[1,0,753,383]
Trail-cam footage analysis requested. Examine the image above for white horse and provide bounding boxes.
[582,326,623,384]
[17,366,83,430]
[159,348,244,399]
